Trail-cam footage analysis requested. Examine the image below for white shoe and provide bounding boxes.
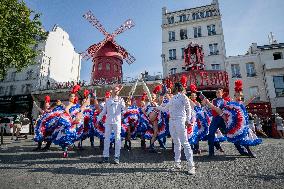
[171,162,182,171]
[188,166,196,175]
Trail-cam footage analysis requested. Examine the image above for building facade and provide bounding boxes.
[0,25,81,97]
[161,0,226,77]
[226,40,284,116]
[0,25,81,115]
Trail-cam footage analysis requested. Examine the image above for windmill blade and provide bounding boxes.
[83,10,109,37]
[111,40,135,64]
[87,38,108,57]
[111,19,135,38]
[125,53,136,65]
[80,51,92,61]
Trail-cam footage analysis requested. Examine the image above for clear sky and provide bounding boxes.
[24,0,284,82]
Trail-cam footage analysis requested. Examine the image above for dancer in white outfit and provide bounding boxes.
[157,82,195,175]
[98,85,126,164]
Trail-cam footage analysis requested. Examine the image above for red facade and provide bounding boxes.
[167,70,229,91]
[91,41,123,84]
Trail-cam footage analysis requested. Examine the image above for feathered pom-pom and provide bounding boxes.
[84,89,90,98]
[105,91,111,98]
[166,79,173,89]
[189,84,197,93]
[71,84,81,94]
[153,85,162,94]
[223,92,231,102]
[45,95,50,104]
[141,92,147,101]
[234,80,243,92]
[180,75,187,88]
[74,96,79,104]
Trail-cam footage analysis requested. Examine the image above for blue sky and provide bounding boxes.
[24,0,284,82]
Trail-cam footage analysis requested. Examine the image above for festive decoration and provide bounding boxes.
[142,80,152,102]
[128,79,138,99]
[184,43,205,71]
[189,84,197,93]
[105,91,111,98]
[141,92,147,101]
[153,85,162,95]
[71,85,81,94]
[166,79,173,89]
[234,80,243,93]
[84,89,90,98]
[45,95,51,104]
[180,75,187,88]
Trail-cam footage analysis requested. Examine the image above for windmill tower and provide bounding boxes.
[82,11,136,84]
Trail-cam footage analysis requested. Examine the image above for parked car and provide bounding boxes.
[0,115,30,136]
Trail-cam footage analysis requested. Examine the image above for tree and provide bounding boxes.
[0,0,47,80]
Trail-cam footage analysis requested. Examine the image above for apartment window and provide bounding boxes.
[0,87,3,94]
[231,64,241,78]
[168,16,174,24]
[21,85,25,93]
[179,14,187,22]
[106,63,111,71]
[211,64,220,70]
[98,63,102,71]
[114,64,118,72]
[200,12,204,18]
[9,85,15,96]
[207,24,216,36]
[206,10,212,17]
[170,68,177,75]
[169,49,176,60]
[246,63,256,77]
[181,48,185,59]
[194,26,202,38]
[209,43,219,55]
[25,84,32,94]
[169,31,175,42]
[273,76,284,97]
[180,29,187,40]
[273,52,283,60]
[249,86,259,99]
[10,72,16,81]
[192,13,197,20]
[26,70,33,80]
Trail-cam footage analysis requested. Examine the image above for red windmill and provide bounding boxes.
[82,11,136,85]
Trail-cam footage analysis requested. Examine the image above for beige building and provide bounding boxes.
[161,0,226,77]
[226,36,284,115]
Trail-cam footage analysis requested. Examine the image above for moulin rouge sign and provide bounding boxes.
[167,70,229,90]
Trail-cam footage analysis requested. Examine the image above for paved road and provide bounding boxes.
[0,136,284,189]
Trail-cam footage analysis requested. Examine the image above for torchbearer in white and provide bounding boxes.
[156,81,195,175]
[98,85,127,164]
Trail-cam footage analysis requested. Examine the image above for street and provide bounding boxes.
[0,137,283,189]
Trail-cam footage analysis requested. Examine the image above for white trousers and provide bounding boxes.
[169,118,194,167]
[103,123,121,158]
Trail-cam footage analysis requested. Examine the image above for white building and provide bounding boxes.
[0,25,81,97]
[226,35,284,115]
[161,0,226,77]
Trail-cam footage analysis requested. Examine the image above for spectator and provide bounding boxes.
[255,115,267,137]
[11,114,23,141]
[275,113,284,139]
[47,80,50,89]
[248,113,256,133]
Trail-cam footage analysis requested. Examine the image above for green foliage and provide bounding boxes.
[0,0,47,80]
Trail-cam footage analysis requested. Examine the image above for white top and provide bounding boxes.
[98,96,126,124]
[157,92,192,122]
